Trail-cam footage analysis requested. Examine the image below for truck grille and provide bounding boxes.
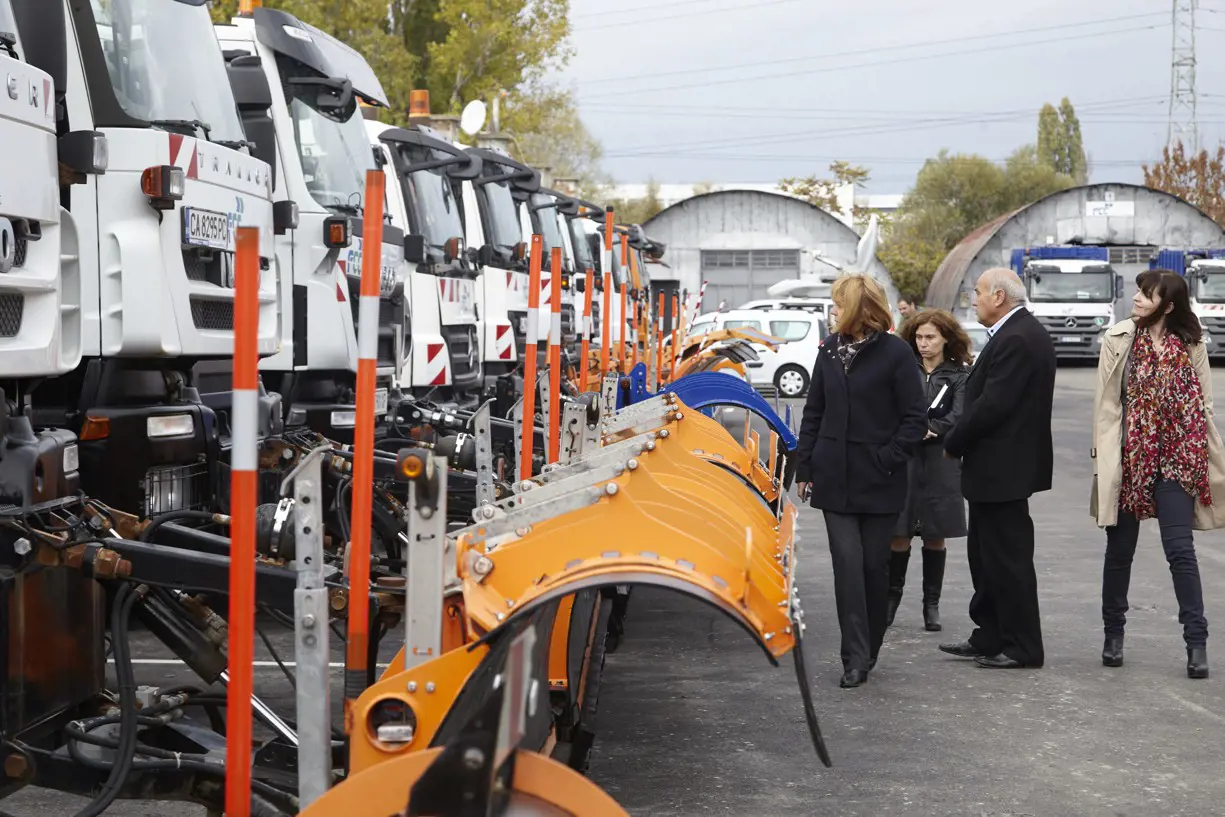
[345,278,401,368]
[0,293,24,337]
[442,324,479,385]
[142,461,210,517]
[191,298,235,331]
[1035,315,1107,331]
[1200,315,1225,333]
[560,304,576,340]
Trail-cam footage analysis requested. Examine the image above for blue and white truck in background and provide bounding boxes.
[1149,249,1225,357]
[1009,246,1123,359]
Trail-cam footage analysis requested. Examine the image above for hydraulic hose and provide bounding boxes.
[139,510,227,542]
[71,582,140,817]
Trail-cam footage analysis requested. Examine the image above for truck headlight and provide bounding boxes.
[147,414,195,438]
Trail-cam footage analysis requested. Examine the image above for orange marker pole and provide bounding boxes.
[619,233,630,373]
[548,248,563,462]
[669,293,680,380]
[580,268,594,391]
[344,169,385,716]
[520,235,544,479]
[600,208,614,377]
[226,226,260,817]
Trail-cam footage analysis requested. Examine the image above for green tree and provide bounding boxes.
[878,146,1074,301]
[779,161,871,219]
[500,84,605,194]
[604,179,666,225]
[1143,140,1225,225]
[1036,97,1087,184]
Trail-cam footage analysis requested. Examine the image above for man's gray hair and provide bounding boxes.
[979,267,1027,306]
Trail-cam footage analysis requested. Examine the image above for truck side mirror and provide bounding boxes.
[404,233,426,265]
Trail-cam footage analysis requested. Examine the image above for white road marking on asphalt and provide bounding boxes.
[1163,690,1225,724]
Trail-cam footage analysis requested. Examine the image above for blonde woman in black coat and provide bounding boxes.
[886,310,973,632]
[794,274,928,688]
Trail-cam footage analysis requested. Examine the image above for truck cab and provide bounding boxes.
[1010,246,1121,359]
[518,187,579,362]
[17,0,279,517]
[370,122,483,404]
[216,6,406,441]
[1150,248,1225,356]
[464,147,538,377]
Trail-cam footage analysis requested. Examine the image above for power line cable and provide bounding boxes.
[581,21,1168,99]
[577,11,1168,86]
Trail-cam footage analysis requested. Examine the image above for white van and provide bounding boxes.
[686,308,828,397]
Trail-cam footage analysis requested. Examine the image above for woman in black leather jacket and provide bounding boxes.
[887,309,973,632]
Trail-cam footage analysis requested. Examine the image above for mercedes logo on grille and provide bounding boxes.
[1064,317,1078,328]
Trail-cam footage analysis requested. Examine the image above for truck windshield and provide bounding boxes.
[569,220,594,272]
[530,193,564,271]
[287,95,372,213]
[404,147,464,254]
[480,178,522,250]
[0,1,18,48]
[1195,267,1225,303]
[89,0,245,143]
[1026,269,1113,303]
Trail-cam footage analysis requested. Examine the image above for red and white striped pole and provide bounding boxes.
[580,267,594,392]
[344,169,385,717]
[520,235,544,480]
[600,208,613,377]
[548,247,563,462]
[226,226,260,817]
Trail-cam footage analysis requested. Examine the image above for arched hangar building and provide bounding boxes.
[643,190,896,315]
[926,183,1225,358]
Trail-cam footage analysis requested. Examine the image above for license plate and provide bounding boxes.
[182,207,233,252]
[1060,335,1081,343]
[374,388,388,416]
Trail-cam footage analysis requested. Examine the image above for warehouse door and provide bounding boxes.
[699,249,800,312]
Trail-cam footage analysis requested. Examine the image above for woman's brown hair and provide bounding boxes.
[899,309,974,367]
[1134,268,1203,344]
[831,274,893,337]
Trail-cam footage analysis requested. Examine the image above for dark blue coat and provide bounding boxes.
[795,332,929,515]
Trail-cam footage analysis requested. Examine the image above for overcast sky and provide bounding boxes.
[559,0,1225,195]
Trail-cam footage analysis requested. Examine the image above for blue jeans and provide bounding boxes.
[1103,480,1209,648]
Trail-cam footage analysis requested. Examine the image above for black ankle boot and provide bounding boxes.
[921,547,946,632]
[1102,636,1124,667]
[1188,646,1209,679]
[886,549,911,627]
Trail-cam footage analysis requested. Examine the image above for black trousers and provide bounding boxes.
[1104,479,1208,648]
[824,511,895,672]
[966,499,1045,666]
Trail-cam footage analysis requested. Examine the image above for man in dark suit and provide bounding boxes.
[940,268,1056,669]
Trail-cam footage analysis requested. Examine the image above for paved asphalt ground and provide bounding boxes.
[7,367,1225,816]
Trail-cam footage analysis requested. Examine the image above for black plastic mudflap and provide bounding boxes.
[563,593,613,774]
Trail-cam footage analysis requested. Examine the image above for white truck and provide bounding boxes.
[519,187,580,363]
[368,120,483,404]
[17,0,280,517]
[463,145,539,381]
[1009,246,1122,360]
[1149,248,1225,357]
[216,6,407,441]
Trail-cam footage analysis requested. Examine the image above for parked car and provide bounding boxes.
[685,309,827,397]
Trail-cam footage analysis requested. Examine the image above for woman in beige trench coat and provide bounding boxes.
[1091,270,1225,679]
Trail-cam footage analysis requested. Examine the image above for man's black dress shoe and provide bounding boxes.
[1188,647,1209,679]
[840,669,868,688]
[1102,637,1124,668]
[939,640,990,658]
[974,654,1028,669]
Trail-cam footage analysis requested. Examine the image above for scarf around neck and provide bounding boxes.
[1119,329,1211,519]
[835,331,877,373]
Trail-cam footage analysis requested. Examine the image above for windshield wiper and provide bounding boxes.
[327,201,363,216]
[0,31,17,59]
[150,119,213,140]
[215,138,254,151]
